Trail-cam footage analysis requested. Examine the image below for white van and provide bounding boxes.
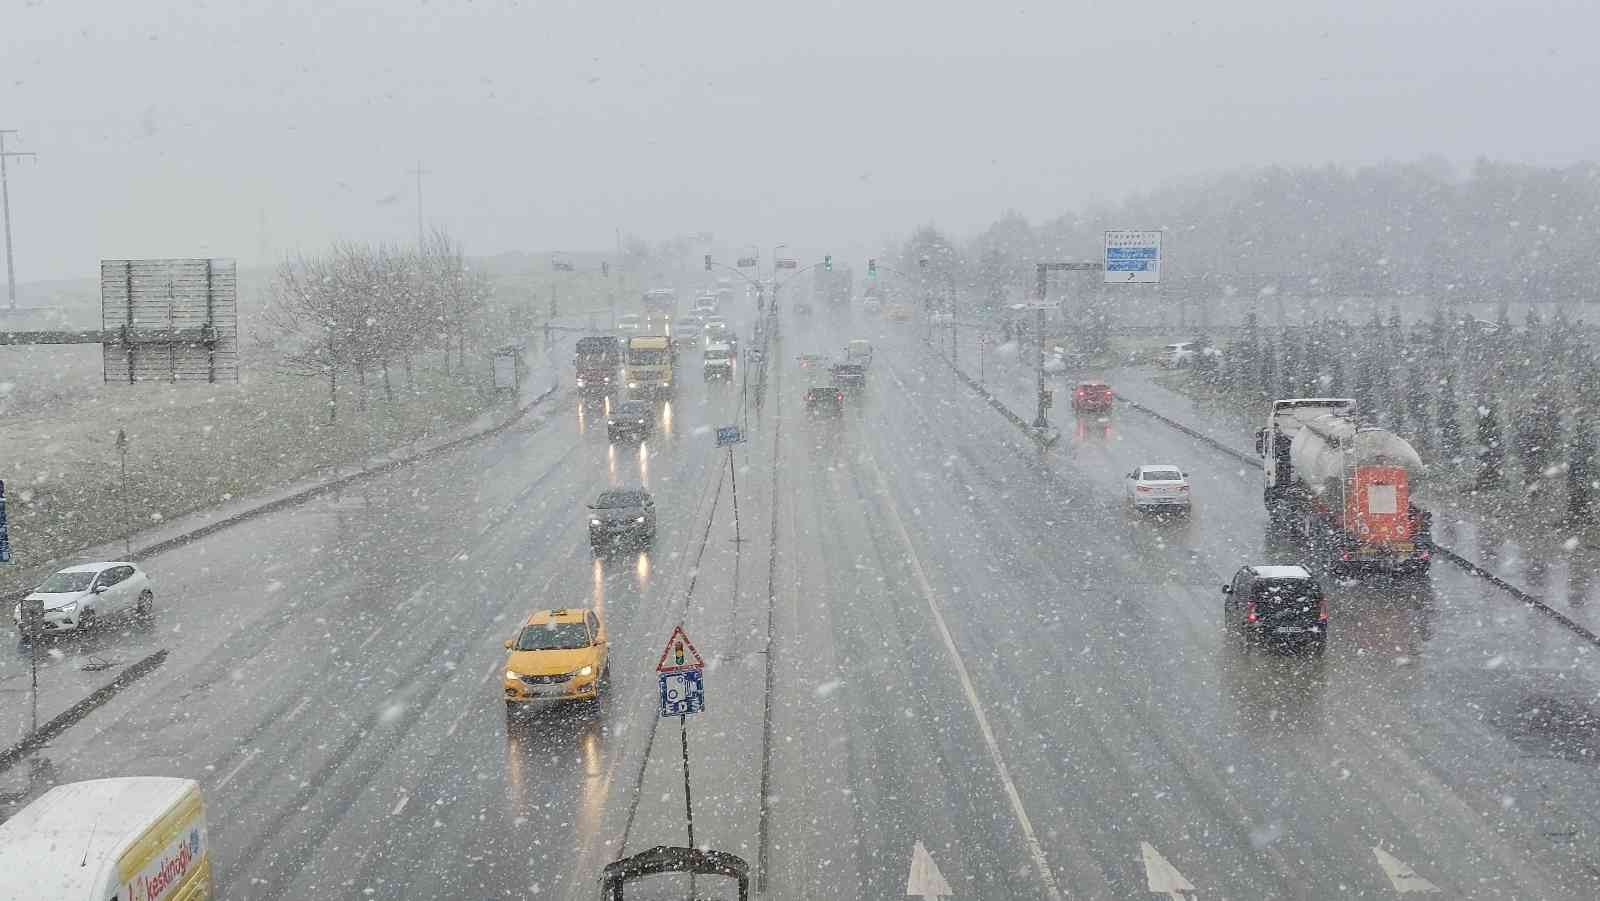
[0,777,211,900]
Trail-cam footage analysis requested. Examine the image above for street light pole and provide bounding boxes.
[1032,261,1105,430]
[1,130,39,312]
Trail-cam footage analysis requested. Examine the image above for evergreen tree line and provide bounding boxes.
[1201,306,1600,524]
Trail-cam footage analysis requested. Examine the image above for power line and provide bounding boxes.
[0,130,39,312]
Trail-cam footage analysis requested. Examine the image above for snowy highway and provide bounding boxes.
[6,303,1600,899]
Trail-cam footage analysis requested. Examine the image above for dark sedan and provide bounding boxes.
[589,488,656,552]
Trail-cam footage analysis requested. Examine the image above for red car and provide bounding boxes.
[1071,381,1113,413]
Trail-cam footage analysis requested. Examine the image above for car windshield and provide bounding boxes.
[1142,469,1183,482]
[35,571,95,593]
[1256,580,1320,603]
[595,490,646,509]
[705,349,730,361]
[516,622,590,651]
[628,350,668,365]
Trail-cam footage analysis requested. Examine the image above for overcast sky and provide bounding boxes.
[3,0,1598,283]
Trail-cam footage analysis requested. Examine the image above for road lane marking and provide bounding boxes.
[863,452,1065,901]
[215,748,259,791]
[447,703,477,738]
[1372,846,1441,893]
[284,697,311,721]
[1141,842,1197,899]
[391,793,409,816]
[357,625,384,650]
[906,841,954,898]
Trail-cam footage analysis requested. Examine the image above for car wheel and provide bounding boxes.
[135,590,154,618]
[78,607,96,633]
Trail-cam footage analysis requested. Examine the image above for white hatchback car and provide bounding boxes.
[13,562,155,636]
[1126,465,1192,514]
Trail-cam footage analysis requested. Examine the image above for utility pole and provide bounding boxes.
[1033,261,1104,429]
[408,161,430,249]
[1,130,38,312]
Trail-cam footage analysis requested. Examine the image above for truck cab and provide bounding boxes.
[626,336,675,399]
[574,336,623,398]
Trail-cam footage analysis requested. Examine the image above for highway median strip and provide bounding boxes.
[0,649,169,775]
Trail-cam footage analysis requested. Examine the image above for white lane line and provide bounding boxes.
[1372,846,1442,894]
[865,452,1065,901]
[357,625,384,650]
[391,793,409,816]
[485,660,503,684]
[446,704,476,738]
[1141,841,1198,899]
[215,749,259,791]
[283,697,312,721]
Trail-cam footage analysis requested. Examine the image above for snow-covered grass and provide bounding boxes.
[0,348,493,595]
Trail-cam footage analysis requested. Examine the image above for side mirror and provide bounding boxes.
[504,639,514,649]
[1221,585,1233,595]
[92,584,109,594]
[1254,429,1266,457]
[1182,472,1190,478]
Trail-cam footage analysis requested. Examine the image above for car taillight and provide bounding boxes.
[1177,485,1189,492]
[1135,485,1152,493]
[1318,598,1328,621]
[1340,551,1352,561]
[1246,601,1257,623]
[836,392,844,402]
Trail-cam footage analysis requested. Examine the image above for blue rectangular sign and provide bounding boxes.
[1105,247,1160,260]
[1107,259,1156,271]
[716,425,742,447]
[0,479,10,564]
[659,670,705,718]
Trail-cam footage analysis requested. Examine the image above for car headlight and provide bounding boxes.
[628,381,639,388]
[59,602,78,615]
[590,518,602,526]
[576,378,586,386]
[576,665,594,677]
[505,669,519,681]
[637,418,646,424]
[634,516,646,524]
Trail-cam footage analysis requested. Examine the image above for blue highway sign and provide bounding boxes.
[659,670,706,718]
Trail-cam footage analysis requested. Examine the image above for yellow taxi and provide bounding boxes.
[503,608,610,710]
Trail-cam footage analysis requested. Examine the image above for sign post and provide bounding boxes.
[115,430,131,559]
[657,625,707,849]
[716,425,745,544]
[0,478,10,565]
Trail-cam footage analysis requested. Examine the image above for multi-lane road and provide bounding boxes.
[4,299,1600,899]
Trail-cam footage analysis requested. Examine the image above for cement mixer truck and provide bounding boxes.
[1256,398,1432,575]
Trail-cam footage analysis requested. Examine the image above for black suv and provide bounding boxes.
[804,385,844,417]
[589,488,656,552]
[607,400,654,443]
[1222,564,1327,651]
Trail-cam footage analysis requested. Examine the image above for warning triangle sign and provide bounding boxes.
[656,624,706,673]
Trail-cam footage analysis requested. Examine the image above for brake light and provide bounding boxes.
[1319,598,1329,621]
[1076,388,1086,396]
[1135,485,1152,493]
[1246,601,1257,623]
[1340,551,1352,561]
[836,391,844,402]
[1177,485,1189,492]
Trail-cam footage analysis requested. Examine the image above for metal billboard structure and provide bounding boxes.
[100,258,238,383]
